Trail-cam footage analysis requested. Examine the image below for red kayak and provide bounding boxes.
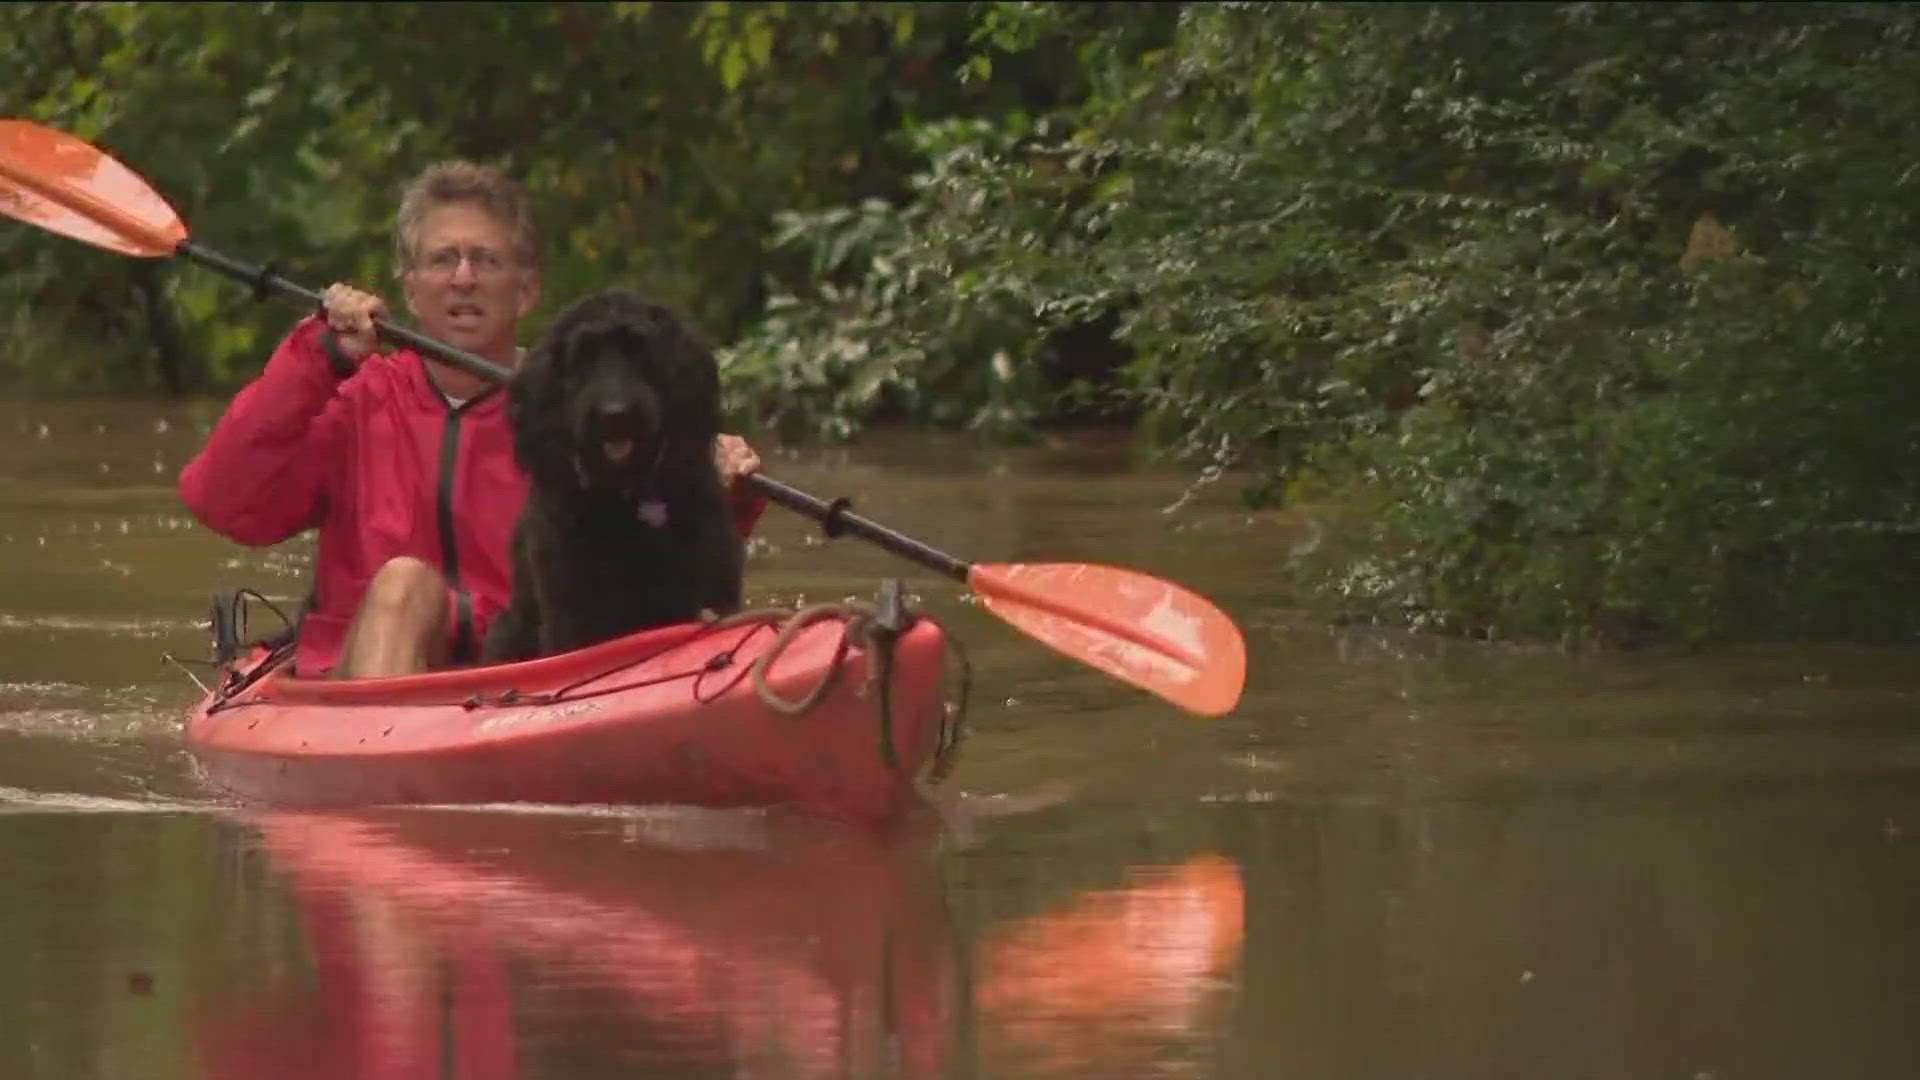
[184,601,959,828]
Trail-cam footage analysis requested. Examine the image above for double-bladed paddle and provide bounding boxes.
[0,119,1246,716]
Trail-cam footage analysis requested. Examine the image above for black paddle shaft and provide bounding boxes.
[177,239,514,383]
[175,238,975,584]
[745,476,972,583]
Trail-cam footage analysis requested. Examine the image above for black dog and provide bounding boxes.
[482,289,744,662]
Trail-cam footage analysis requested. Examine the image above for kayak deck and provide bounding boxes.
[185,604,957,827]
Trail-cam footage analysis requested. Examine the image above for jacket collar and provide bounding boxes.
[403,349,510,414]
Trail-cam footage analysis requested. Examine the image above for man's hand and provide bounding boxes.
[321,282,388,366]
[713,434,761,486]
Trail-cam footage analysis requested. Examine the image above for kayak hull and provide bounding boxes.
[184,610,952,828]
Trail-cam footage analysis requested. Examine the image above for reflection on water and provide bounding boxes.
[976,854,1244,1078]
[199,809,951,1079]
[188,808,1242,1080]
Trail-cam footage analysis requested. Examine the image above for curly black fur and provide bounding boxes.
[481,289,744,662]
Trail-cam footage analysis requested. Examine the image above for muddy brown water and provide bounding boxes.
[0,397,1916,1079]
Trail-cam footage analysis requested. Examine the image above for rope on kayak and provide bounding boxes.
[443,589,975,781]
[927,629,971,784]
[682,602,896,766]
[703,587,970,780]
[184,588,302,712]
[702,602,872,716]
[535,619,766,704]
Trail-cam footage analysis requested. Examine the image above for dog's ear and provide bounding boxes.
[509,321,579,491]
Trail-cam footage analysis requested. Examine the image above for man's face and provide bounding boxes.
[400,201,538,360]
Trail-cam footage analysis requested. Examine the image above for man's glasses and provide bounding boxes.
[414,245,516,281]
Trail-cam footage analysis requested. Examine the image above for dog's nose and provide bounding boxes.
[587,399,649,435]
[592,400,636,424]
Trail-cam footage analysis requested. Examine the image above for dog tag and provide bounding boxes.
[637,500,669,527]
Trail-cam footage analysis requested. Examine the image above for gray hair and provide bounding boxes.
[393,161,542,278]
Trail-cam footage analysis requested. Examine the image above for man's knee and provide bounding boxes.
[334,557,451,679]
[360,557,448,622]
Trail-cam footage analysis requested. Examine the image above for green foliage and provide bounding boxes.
[718,119,1060,441]
[719,2,1181,440]
[0,1,1027,392]
[1279,3,1920,644]
[732,1,1920,643]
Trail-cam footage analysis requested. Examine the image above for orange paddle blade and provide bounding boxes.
[0,120,185,257]
[968,562,1246,717]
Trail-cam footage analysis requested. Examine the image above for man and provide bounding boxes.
[179,161,763,678]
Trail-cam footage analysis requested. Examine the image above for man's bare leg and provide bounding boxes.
[332,556,451,679]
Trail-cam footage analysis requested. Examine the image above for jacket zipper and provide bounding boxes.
[437,406,474,661]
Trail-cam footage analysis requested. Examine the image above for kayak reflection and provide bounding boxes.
[193,808,955,1079]
[975,853,1246,1078]
[193,809,1245,1079]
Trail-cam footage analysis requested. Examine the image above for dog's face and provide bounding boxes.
[512,290,720,504]
[562,329,667,495]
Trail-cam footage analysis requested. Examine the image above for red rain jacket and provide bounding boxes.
[179,315,763,675]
